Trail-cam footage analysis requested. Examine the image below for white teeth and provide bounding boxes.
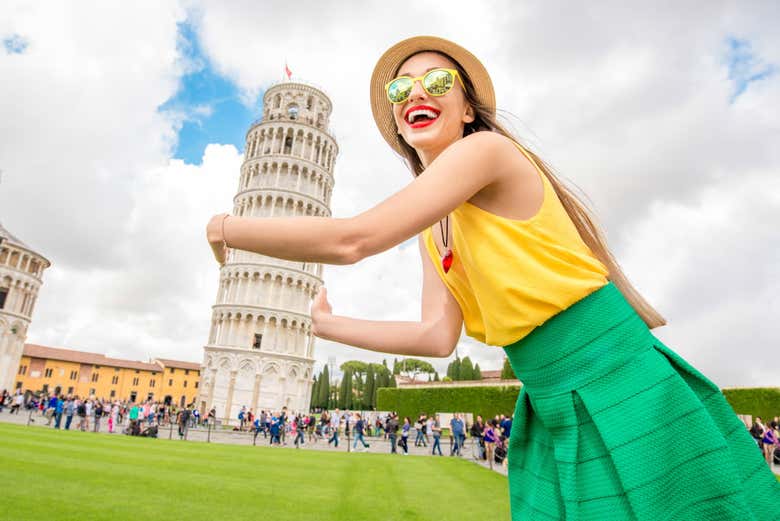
[406,108,439,123]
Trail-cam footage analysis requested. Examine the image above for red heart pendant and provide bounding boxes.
[441,249,453,273]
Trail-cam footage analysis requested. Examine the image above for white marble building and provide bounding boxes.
[197,80,337,422]
[0,223,50,392]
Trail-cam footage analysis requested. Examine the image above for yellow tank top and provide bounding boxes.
[422,142,609,346]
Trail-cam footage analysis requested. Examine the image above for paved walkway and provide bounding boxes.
[0,409,508,476]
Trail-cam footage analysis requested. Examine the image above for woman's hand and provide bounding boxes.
[311,286,333,337]
[206,213,229,266]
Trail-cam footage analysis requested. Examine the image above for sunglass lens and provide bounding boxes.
[424,69,454,96]
[387,77,413,103]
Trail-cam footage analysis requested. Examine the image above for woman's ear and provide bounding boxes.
[463,106,475,124]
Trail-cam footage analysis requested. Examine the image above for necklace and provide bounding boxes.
[439,215,453,273]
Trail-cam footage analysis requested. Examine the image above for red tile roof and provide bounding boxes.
[154,358,201,371]
[23,344,161,372]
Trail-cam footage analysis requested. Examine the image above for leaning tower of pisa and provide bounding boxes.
[198,81,337,422]
[0,222,50,392]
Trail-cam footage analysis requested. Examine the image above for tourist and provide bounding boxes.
[10,390,23,414]
[386,413,399,454]
[327,409,340,447]
[238,406,247,431]
[53,395,64,429]
[269,413,281,445]
[431,414,443,456]
[109,402,119,433]
[449,413,464,456]
[470,415,485,460]
[76,399,87,431]
[352,413,370,451]
[206,35,780,517]
[294,415,306,448]
[414,414,427,447]
[750,416,766,450]
[483,419,497,465]
[762,422,777,465]
[64,397,75,430]
[399,416,411,455]
[93,400,104,432]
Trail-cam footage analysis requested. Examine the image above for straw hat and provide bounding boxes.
[370,35,496,156]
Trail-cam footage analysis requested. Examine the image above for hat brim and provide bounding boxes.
[370,36,496,157]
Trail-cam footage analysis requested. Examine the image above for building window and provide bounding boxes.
[132,377,139,386]
[168,379,173,386]
[89,388,95,396]
[18,365,27,375]
[150,379,155,388]
[115,368,120,372]
[67,386,74,394]
[169,368,175,374]
[16,381,22,389]
[42,384,48,393]
[111,376,118,385]
[195,381,199,389]
[253,334,263,350]
[0,288,7,309]
[135,370,140,374]
[91,373,99,382]
[184,369,189,375]
[183,380,188,388]
[44,368,53,378]
[69,371,78,380]
[110,390,116,398]
[147,392,154,401]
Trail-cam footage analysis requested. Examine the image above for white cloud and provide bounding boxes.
[2,1,779,384]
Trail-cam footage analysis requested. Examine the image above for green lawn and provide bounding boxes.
[0,423,509,520]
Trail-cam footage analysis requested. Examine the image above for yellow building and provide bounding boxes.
[15,344,201,405]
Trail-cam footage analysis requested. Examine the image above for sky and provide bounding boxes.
[1,1,778,387]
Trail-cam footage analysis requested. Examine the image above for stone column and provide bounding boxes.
[251,374,262,413]
[207,368,217,408]
[224,369,237,422]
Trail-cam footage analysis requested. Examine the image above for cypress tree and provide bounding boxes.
[434,372,440,382]
[310,375,319,407]
[345,370,354,409]
[473,363,482,381]
[461,357,474,381]
[319,365,330,408]
[501,357,515,379]
[364,367,375,410]
[452,358,462,381]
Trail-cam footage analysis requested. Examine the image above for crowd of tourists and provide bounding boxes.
[6,385,776,471]
[749,416,780,465]
[0,388,198,438]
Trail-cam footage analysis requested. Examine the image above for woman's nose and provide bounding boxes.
[407,78,427,103]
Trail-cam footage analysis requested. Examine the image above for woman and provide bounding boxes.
[400,416,411,455]
[762,422,777,465]
[207,36,780,519]
[470,414,485,460]
[483,419,497,466]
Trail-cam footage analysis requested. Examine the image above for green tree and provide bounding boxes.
[451,358,462,381]
[310,375,319,407]
[398,358,436,381]
[434,372,440,382]
[364,367,376,409]
[388,373,397,388]
[318,365,330,408]
[473,363,482,381]
[338,371,348,409]
[501,357,515,380]
[460,357,474,381]
[393,358,400,375]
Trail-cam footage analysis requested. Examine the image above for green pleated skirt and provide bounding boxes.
[503,282,780,520]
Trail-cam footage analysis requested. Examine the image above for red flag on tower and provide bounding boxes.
[284,62,292,80]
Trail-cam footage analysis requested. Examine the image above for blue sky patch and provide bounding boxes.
[160,21,262,165]
[724,37,776,103]
[3,34,28,54]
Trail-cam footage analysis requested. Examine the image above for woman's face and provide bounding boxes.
[391,51,474,156]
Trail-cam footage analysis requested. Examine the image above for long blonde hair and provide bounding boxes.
[396,54,666,329]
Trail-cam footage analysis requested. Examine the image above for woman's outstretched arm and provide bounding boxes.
[207,131,516,265]
[310,236,463,358]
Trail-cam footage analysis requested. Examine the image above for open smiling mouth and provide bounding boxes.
[405,106,441,129]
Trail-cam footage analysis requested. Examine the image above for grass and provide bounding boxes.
[0,423,509,520]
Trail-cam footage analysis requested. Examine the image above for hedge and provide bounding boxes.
[377,386,780,425]
[721,388,780,421]
[377,385,520,421]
